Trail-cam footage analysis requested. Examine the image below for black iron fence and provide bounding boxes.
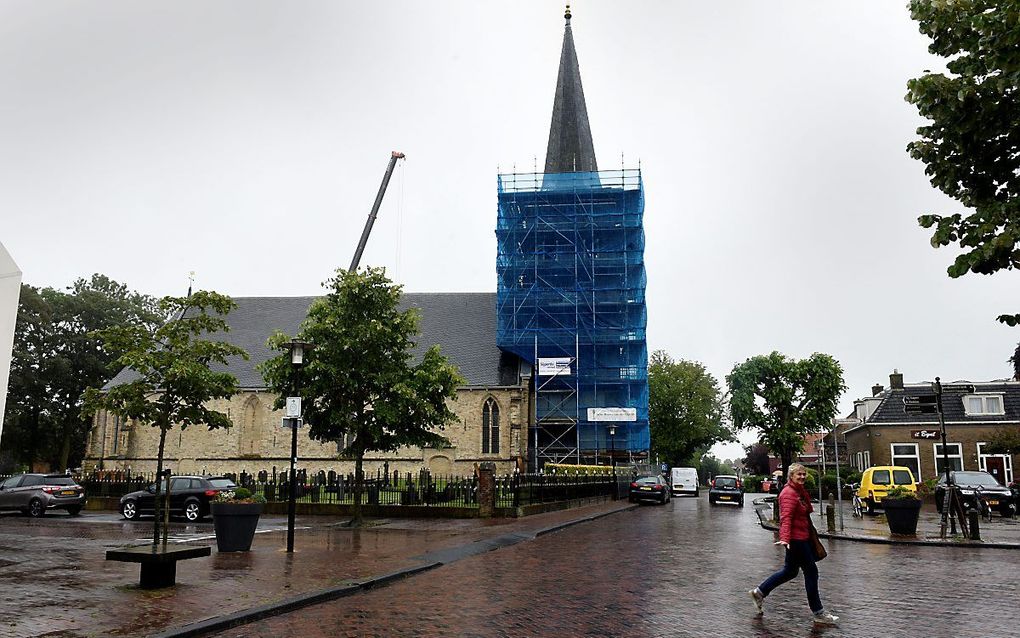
[0,469,620,509]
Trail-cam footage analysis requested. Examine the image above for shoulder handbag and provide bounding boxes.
[807,518,827,561]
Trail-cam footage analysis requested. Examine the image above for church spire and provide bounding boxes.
[544,5,598,174]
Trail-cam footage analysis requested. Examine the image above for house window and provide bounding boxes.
[933,443,963,477]
[890,443,920,482]
[964,394,1004,416]
[977,442,1014,484]
[482,397,500,454]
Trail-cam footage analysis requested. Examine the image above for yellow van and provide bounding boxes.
[857,466,917,514]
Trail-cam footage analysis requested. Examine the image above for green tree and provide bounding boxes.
[905,1,1020,327]
[82,291,246,548]
[2,275,166,470]
[259,268,463,527]
[648,351,732,467]
[985,426,1020,455]
[697,454,726,485]
[727,352,846,480]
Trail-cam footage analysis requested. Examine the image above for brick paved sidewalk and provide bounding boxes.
[0,499,631,638]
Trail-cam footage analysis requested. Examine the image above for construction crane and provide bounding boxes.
[348,151,406,272]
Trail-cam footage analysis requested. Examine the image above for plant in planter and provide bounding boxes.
[211,488,266,552]
[883,485,923,536]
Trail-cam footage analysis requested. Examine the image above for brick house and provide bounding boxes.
[840,371,1019,485]
[83,294,532,477]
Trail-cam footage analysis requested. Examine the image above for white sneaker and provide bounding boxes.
[748,588,764,615]
[813,611,839,626]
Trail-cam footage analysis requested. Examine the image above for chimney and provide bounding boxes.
[889,370,904,390]
[871,384,884,397]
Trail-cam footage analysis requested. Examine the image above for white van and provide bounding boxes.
[670,467,699,497]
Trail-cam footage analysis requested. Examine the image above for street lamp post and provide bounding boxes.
[285,339,312,553]
[608,424,616,469]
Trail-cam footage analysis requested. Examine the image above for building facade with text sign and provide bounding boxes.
[841,371,1019,485]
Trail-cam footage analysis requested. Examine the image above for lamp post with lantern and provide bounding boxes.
[284,339,313,553]
[608,424,617,469]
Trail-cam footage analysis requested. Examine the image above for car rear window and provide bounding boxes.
[208,478,236,489]
[43,476,77,486]
[892,470,914,485]
[872,470,891,485]
[635,477,659,485]
[715,477,737,488]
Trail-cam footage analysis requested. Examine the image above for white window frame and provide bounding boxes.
[977,442,1014,484]
[855,452,863,471]
[963,394,1005,416]
[933,442,963,477]
[864,451,871,469]
[890,443,920,482]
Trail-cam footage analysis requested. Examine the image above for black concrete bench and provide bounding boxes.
[106,544,211,589]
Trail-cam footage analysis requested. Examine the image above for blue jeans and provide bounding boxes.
[758,540,822,613]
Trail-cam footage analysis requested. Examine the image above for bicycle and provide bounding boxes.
[847,483,864,518]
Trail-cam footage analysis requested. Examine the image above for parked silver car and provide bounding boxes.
[0,474,86,517]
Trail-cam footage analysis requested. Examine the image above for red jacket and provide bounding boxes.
[778,484,811,543]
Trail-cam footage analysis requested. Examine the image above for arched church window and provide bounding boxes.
[482,397,500,454]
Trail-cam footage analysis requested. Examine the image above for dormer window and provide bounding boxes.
[964,394,1004,416]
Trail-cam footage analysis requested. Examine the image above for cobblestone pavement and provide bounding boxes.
[210,497,1020,638]
[0,500,626,638]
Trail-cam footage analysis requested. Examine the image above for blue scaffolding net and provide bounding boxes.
[496,169,649,468]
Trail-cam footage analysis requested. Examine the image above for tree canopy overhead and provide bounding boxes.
[259,267,463,527]
[727,352,845,479]
[906,0,1020,325]
[647,351,732,467]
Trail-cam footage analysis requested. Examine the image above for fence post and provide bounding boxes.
[478,462,496,517]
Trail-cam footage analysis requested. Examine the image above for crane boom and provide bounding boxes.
[348,151,406,272]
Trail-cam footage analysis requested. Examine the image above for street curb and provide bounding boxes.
[149,503,636,638]
[534,503,639,537]
[757,520,1020,550]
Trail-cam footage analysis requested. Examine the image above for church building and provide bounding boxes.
[83,7,648,477]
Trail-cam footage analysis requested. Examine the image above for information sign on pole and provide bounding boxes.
[285,396,302,418]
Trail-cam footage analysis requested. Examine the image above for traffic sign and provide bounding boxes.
[903,395,938,414]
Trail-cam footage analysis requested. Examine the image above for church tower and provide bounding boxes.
[496,6,649,470]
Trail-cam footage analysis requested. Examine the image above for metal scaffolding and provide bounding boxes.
[496,168,649,470]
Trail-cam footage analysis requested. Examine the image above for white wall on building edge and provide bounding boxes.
[0,241,22,445]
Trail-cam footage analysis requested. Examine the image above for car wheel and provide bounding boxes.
[184,500,202,522]
[738,499,745,507]
[121,500,139,520]
[28,498,46,517]
[865,498,877,516]
[709,498,716,506]
[67,506,82,516]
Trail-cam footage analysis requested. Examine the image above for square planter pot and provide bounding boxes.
[211,502,264,552]
[883,498,922,536]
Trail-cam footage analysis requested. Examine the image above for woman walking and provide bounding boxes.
[749,463,838,625]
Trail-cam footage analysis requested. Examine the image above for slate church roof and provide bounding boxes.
[106,293,520,390]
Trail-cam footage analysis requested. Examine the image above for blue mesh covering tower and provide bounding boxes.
[496,7,648,469]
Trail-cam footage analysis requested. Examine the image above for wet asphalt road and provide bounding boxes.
[208,496,1020,638]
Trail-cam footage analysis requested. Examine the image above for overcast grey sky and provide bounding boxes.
[3,1,1016,461]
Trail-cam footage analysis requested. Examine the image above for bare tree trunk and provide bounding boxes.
[351,451,364,527]
[58,427,71,472]
[152,427,167,549]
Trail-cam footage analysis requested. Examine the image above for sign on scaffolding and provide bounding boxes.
[538,357,573,376]
[587,407,637,422]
